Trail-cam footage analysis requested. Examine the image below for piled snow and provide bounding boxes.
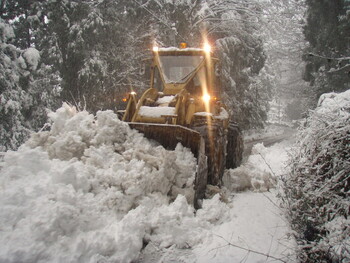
[214,107,229,120]
[317,89,350,114]
[0,103,230,263]
[223,142,289,192]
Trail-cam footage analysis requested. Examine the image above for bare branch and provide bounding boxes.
[211,234,289,263]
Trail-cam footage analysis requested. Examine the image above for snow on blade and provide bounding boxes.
[158,47,203,52]
[156,95,175,105]
[0,103,230,263]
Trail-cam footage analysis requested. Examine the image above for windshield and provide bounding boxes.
[159,55,204,83]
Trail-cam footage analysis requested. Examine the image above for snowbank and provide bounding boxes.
[317,89,350,115]
[0,103,230,262]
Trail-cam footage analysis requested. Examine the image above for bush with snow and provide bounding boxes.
[284,90,350,262]
[0,103,230,262]
[22,47,40,70]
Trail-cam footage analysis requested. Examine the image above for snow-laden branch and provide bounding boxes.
[308,53,350,73]
[328,63,350,73]
[131,0,187,41]
[308,53,350,61]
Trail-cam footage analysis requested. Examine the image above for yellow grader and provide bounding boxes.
[122,43,243,208]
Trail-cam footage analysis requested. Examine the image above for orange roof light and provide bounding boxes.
[179,42,187,49]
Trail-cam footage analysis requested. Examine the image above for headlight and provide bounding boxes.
[153,46,159,52]
[202,94,211,103]
[203,43,211,53]
[130,91,137,95]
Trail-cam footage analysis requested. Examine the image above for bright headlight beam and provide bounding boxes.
[203,43,211,53]
[153,46,159,52]
[202,93,211,103]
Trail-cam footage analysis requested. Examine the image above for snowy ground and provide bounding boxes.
[193,140,297,263]
[0,104,297,263]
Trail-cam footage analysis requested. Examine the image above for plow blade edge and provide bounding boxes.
[128,122,208,208]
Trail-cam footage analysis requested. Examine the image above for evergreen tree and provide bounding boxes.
[1,0,272,142]
[258,0,309,121]
[303,0,350,105]
[207,1,268,128]
[0,1,59,151]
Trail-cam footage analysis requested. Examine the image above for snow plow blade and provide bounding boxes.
[128,122,208,209]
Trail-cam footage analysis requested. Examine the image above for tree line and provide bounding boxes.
[0,0,348,152]
[0,0,272,151]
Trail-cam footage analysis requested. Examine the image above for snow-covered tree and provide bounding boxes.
[0,20,28,151]
[0,1,60,151]
[1,0,274,133]
[0,19,57,151]
[257,0,309,121]
[303,0,350,106]
[206,1,268,128]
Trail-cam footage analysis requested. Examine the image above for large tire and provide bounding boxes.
[193,121,227,186]
[226,122,243,169]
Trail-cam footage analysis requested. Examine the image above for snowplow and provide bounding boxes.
[122,43,243,208]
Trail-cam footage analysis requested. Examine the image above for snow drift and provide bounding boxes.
[223,142,288,192]
[0,103,230,263]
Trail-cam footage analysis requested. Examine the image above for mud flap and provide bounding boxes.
[127,122,208,208]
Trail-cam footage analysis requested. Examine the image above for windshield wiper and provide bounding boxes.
[177,67,198,83]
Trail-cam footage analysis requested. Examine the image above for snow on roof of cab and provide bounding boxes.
[158,47,204,52]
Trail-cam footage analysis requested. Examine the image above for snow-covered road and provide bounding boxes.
[195,137,298,263]
[139,190,296,263]
[193,191,296,263]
